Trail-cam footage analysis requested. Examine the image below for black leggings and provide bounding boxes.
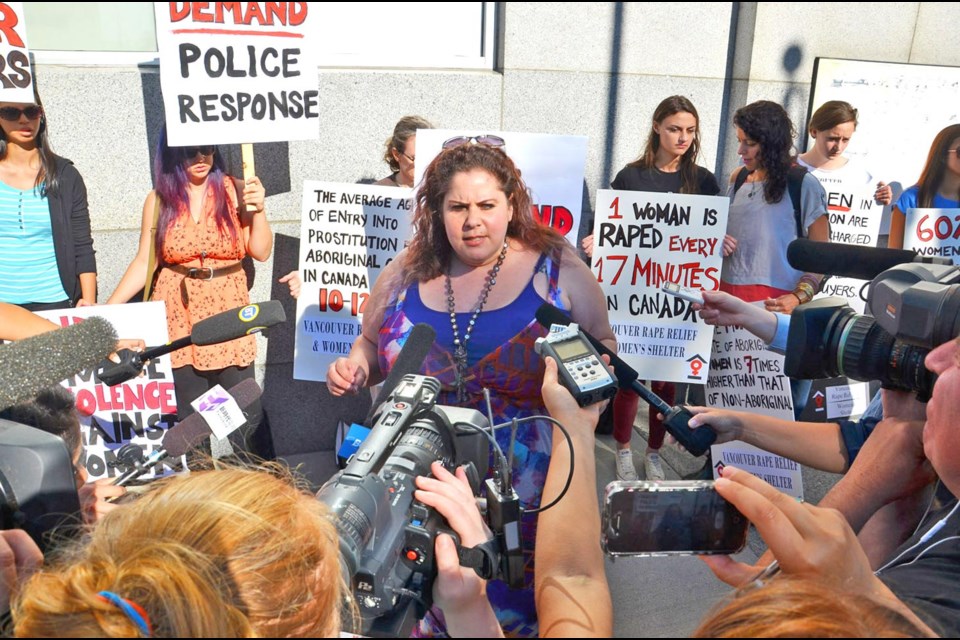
[172,364,264,457]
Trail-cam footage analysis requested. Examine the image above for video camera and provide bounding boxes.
[785,245,960,398]
[316,374,524,637]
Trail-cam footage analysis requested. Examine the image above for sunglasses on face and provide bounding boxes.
[0,105,42,121]
[180,145,216,159]
[441,134,506,150]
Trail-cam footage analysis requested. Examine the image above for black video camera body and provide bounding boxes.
[786,262,960,398]
[316,374,493,636]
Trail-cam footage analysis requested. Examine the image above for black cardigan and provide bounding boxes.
[48,156,96,303]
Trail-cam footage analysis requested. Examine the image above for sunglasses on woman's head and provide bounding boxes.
[442,134,506,150]
[0,105,42,121]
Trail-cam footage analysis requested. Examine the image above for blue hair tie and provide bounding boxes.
[97,590,152,637]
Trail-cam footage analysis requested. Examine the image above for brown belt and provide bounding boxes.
[165,262,243,281]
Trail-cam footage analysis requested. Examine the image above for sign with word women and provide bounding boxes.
[36,303,181,482]
[592,190,728,383]
[293,182,414,381]
[154,2,320,145]
[903,208,960,264]
[0,2,33,103]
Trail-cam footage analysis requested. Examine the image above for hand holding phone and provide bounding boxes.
[601,480,748,556]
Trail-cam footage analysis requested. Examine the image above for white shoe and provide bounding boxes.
[644,451,666,481]
[616,449,638,481]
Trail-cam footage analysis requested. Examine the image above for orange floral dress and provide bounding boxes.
[151,178,255,370]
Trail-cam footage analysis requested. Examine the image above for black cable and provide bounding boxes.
[491,415,574,515]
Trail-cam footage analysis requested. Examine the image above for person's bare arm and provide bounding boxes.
[235,176,273,261]
[558,245,617,353]
[106,192,157,304]
[0,303,58,340]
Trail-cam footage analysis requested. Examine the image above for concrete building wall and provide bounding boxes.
[26,2,960,476]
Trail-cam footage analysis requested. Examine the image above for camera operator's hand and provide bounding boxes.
[415,461,502,638]
[0,529,42,615]
[695,291,778,344]
[881,388,927,423]
[326,357,368,396]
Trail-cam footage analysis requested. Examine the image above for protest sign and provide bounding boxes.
[0,3,33,103]
[903,208,960,264]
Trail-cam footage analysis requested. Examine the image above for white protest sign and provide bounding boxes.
[706,321,802,500]
[36,303,181,482]
[0,3,33,103]
[154,1,320,145]
[592,189,728,384]
[903,208,960,264]
[294,182,414,381]
[414,129,588,243]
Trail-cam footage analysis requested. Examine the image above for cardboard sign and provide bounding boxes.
[414,129,588,242]
[0,3,33,103]
[903,208,960,264]
[154,1,320,145]
[592,189,729,384]
[706,320,803,501]
[293,182,414,381]
[36,303,181,482]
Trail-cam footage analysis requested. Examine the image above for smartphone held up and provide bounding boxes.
[601,480,748,556]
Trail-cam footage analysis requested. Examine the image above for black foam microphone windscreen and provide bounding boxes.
[162,378,262,457]
[365,323,436,425]
[191,300,287,346]
[786,238,951,281]
[0,316,118,409]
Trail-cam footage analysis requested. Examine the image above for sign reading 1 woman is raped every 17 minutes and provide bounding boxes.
[903,208,960,264]
[592,190,729,384]
[36,303,182,483]
[154,2,320,145]
[293,182,414,382]
[0,3,34,103]
[707,321,803,501]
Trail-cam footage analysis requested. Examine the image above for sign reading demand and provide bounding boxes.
[154,2,320,145]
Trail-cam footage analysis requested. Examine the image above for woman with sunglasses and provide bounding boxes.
[375,115,433,188]
[107,128,271,454]
[888,124,960,249]
[0,98,97,310]
[327,142,614,637]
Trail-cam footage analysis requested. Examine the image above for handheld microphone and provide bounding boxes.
[111,378,263,487]
[0,316,118,410]
[535,303,716,456]
[364,323,437,426]
[786,238,952,281]
[98,301,286,386]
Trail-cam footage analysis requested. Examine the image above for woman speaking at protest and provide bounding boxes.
[0,92,97,310]
[327,141,614,636]
[583,95,729,482]
[107,127,272,455]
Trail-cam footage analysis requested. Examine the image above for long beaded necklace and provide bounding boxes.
[445,241,508,402]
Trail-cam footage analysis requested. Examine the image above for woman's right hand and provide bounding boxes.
[279,270,302,299]
[685,406,745,444]
[581,234,595,259]
[326,357,368,396]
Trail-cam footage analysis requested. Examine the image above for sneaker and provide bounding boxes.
[644,451,666,481]
[616,449,638,481]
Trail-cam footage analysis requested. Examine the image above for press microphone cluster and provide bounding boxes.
[786,238,952,281]
[0,316,118,410]
[97,301,286,386]
[535,303,717,456]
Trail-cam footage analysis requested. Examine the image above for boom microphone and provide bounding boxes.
[111,378,263,487]
[535,303,717,456]
[0,316,118,409]
[787,238,951,281]
[364,323,437,426]
[98,301,286,386]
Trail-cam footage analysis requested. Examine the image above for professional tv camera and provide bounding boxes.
[785,250,960,398]
[317,373,524,637]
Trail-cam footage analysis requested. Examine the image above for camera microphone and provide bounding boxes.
[535,303,716,456]
[786,238,951,281]
[0,316,118,410]
[364,323,436,426]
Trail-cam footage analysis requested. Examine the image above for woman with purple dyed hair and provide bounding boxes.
[107,127,272,454]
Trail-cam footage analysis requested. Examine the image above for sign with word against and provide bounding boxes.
[0,3,33,102]
[294,182,414,381]
[903,208,960,264]
[592,189,728,384]
[706,320,802,500]
[414,129,588,243]
[154,1,320,145]
[36,303,181,482]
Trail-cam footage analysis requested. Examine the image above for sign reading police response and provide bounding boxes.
[154,2,320,146]
[293,182,414,381]
[592,189,728,384]
[0,3,33,103]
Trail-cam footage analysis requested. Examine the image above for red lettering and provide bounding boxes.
[244,1,266,25]
[288,1,307,25]
[75,389,97,416]
[191,2,214,22]
[0,4,25,48]
[169,2,191,22]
